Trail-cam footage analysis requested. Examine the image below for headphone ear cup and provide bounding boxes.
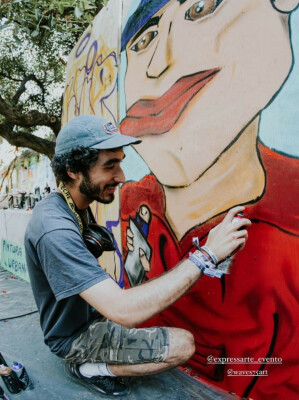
[83,224,116,258]
[94,224,116,252]
[83,233,103,258]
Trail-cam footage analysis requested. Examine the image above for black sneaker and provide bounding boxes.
[65,362,130,397]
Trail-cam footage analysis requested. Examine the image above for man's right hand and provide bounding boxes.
[204,206,251,263]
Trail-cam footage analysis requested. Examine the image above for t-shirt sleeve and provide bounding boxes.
[37,228,111,301]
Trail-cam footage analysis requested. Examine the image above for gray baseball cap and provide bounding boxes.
[55,115,141,155]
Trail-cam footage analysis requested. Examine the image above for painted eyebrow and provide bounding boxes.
[102,154,126,166]
[130,16,161,46]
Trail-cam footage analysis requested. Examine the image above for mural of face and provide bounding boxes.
[60,3,299,398]
[121,0,293,187]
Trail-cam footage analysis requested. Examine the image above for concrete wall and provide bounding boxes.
[0,155,55,282]
[0,209,32,282]
[63,1,299,399]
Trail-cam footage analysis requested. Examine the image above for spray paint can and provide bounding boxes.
[11,362,34,391]
[0,384,10,400]
[217,212,246,274]
[232,211,244,226]
[232,211,246,252]
[0,365,21,394]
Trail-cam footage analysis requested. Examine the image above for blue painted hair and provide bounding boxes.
[121,0,171,51]
[121,0,224,51]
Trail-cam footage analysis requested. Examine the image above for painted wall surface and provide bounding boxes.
[63,1,299,399]
[1,238,29,282]
[1,154,55,195]
[61,0,124,285]
[119,1,299,399]
[0,209,32,274]
[20,155,55,193]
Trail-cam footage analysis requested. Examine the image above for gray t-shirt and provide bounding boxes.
[24,192,110,357]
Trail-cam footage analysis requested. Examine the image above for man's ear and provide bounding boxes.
[271,0,299,13]
[66,169,80,181]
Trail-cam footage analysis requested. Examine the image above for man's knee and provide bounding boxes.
[166,328,195,366]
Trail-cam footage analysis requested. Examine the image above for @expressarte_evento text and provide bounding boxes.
[207,355,283,377]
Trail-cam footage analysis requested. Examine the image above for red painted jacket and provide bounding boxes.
[121,143,299,400]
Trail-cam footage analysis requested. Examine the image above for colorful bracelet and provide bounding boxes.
[201,245,218,265]
[189,250,223,279]
[188,251,207,272]
[191,237,219,265]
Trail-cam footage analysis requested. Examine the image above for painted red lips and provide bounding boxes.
[120,68,220,137]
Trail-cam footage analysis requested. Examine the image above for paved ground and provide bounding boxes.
[0,267,240,400]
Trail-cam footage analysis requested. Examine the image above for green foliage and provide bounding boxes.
[0,23,65,118]
[0,0,106,157]
[0,1,104,47]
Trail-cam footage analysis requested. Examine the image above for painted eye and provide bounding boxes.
[185,0,218,21]
[131,31,158,52]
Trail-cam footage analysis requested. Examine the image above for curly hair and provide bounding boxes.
[51,146,99,184]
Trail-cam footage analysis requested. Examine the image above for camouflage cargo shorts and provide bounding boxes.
[64,319,169,365]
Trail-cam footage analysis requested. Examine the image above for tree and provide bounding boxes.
[0,0,106,159]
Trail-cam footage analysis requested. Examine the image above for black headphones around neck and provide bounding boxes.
[82,207,116,258]
[58,189,116,258]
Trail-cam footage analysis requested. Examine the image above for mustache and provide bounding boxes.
[105,183,119,189]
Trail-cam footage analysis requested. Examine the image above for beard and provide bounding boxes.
[79,173,117,204]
